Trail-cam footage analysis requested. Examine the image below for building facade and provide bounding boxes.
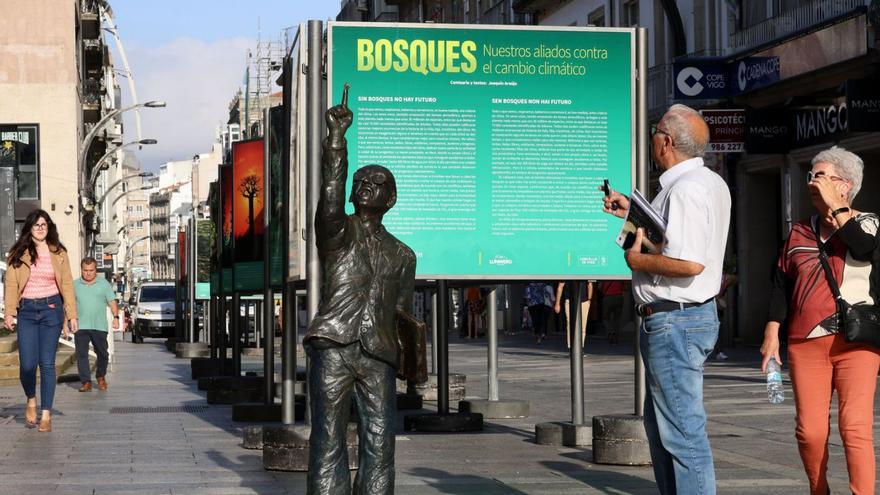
[149,191,171,279]
[0,0,108,272]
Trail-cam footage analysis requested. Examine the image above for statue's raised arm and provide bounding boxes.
[317,83,352,247]
[326,83,352,147]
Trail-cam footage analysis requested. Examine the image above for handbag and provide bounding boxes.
[813,221,880,347]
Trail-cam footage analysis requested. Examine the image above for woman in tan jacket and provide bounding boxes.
[4,209,77,432]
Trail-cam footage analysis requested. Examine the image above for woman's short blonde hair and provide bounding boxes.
[811,146,863,202]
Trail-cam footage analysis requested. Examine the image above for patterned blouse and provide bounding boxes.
[20,247,60,299]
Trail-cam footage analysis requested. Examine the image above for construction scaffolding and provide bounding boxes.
[243,36,284,136]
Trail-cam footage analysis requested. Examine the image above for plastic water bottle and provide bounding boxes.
[766,360,784,404]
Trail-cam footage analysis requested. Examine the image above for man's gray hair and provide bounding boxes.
[663,104,708,158]
[811,146,863,202]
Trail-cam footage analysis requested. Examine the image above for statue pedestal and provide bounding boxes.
[262,424,359,472]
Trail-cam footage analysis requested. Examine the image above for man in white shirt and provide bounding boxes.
[603,104,731,495]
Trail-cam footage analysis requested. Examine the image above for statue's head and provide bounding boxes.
[349,164,397,213]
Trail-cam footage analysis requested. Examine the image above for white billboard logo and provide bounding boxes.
[737,61,747,91]
[676,67,704,97]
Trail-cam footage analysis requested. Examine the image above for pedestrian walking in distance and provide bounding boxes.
[73,257,120,392]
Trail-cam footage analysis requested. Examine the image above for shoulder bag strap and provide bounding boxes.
[812,218,843,302]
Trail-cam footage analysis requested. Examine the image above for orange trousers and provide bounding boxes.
[789,333,880,495]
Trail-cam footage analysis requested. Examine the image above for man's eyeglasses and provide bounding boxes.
[651,124,671,139]
[807,171,846,183]
[32,223,48,231]
[353,171,387,186]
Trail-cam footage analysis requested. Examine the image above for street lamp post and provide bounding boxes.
[88,172,153,255]
[93,172,154,209]
[88,138,158,193]
[78,100,165,189]
[109,184,151,210]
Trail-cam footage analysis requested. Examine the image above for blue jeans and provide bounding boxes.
[640,300,718,495]
[17,294,64,411]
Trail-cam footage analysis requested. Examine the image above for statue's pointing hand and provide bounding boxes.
[327,83,353,139]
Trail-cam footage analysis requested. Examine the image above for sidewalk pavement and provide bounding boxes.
[0,329,874,494]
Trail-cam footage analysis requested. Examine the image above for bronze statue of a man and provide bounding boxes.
[304,85,417,494]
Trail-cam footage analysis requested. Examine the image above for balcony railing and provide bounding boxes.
[81,0,100,16]
[481,1,536,25]
[647,63,673,120]
[374,10,399,22]
[729,0,866,53]
[82,79,101,106]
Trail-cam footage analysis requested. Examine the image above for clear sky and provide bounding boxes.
[107,0,340,171]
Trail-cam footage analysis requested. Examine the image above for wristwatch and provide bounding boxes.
[831,206,851,217]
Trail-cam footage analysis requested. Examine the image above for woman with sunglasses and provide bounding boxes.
[760,146,880,494]
[4,209,78,433]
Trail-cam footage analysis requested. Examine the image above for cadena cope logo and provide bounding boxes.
[676,67,704,97]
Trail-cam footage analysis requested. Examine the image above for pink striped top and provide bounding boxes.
[21,248,60,299]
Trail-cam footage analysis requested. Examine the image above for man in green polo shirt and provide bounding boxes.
[73,257,119,392]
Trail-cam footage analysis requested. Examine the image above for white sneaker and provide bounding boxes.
[715,351,728,361]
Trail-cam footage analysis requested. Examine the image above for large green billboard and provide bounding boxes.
[328,23,635,279]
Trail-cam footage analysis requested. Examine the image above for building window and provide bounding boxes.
[588,7,605,27]
[621,0,639,27]
[95,245,104,268]
[0,125,40,200]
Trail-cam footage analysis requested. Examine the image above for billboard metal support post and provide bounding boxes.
[189,218,196,343]
[634,26,648,418]
[263,108,275,406]
[281,285,296,424]
[437,280,450,415]
[218,295,227,373]
[569,281,585,425]
[303,19,324,427]
[232,292,241,376]
[487,286,498,402]
[457,285,530,419]
[591,27,653,467]
[175,234,183,345]
[431,289,438,374]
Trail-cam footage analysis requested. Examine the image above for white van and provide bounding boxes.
[132,280,176,343]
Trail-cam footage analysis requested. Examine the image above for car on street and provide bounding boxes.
[132,280,176,343]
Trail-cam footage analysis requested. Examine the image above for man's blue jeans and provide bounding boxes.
[16,295,64,411]
[640,300,718,495]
